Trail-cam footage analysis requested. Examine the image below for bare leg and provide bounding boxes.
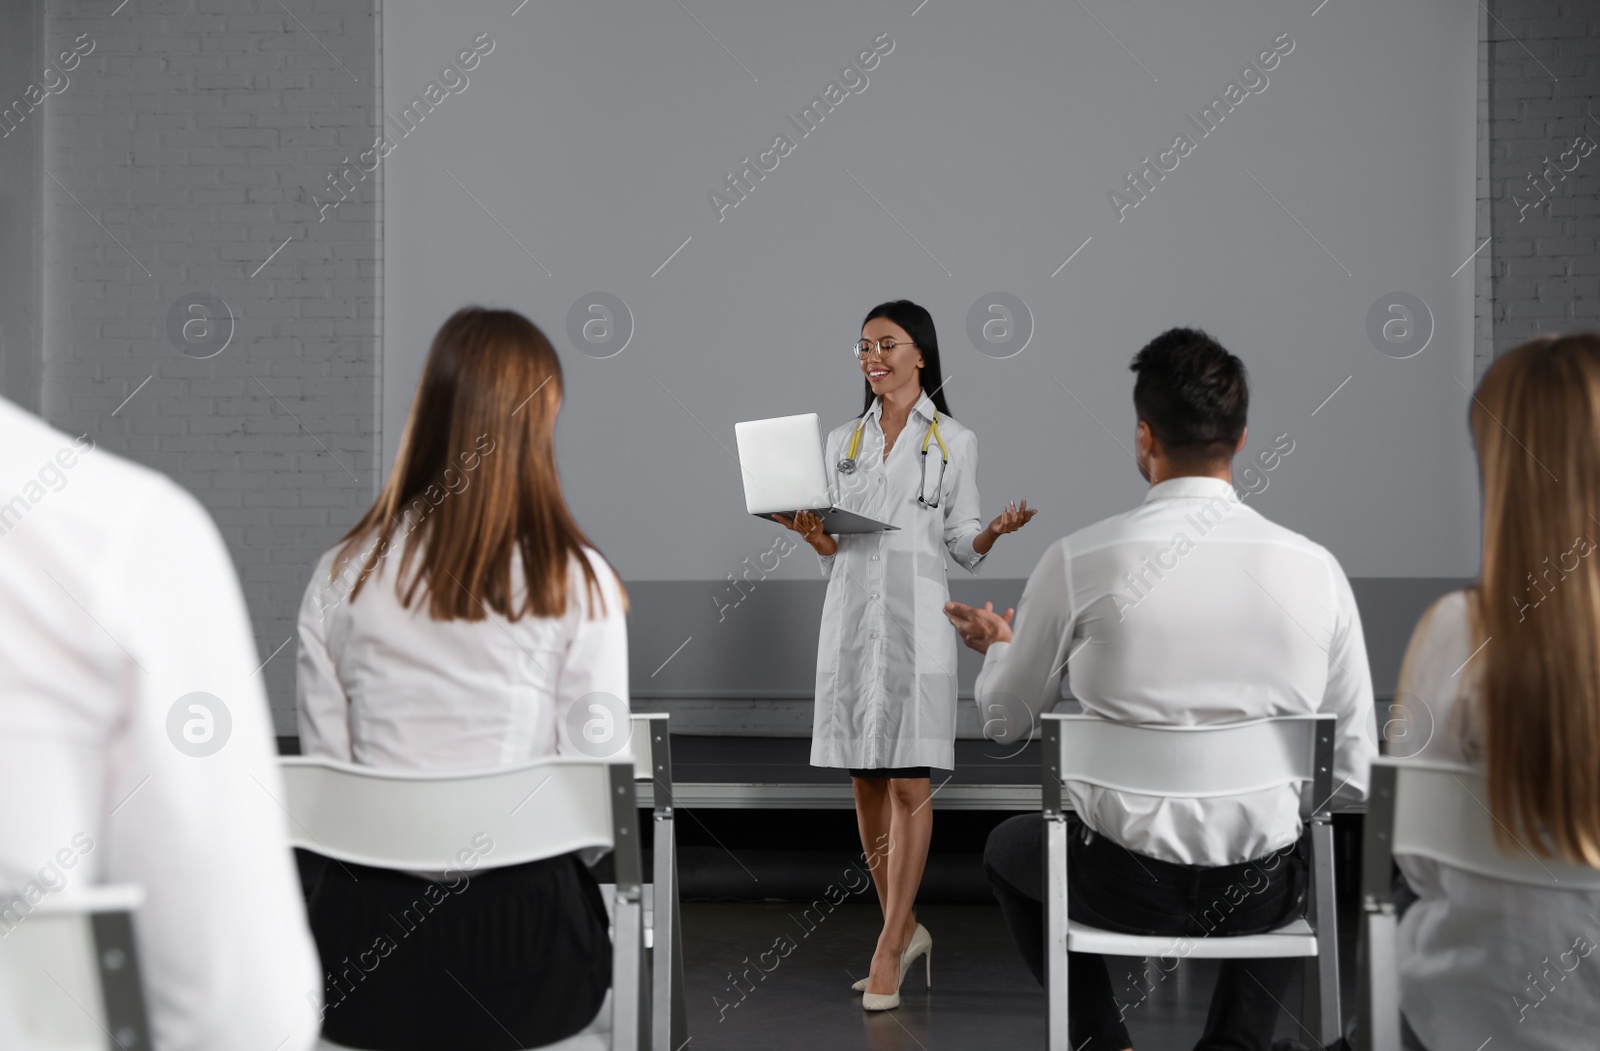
[852,777,895,922]
[865,777,933,995]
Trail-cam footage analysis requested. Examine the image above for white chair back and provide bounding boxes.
[1047,712,1334,806]
[0,885,149,1051]
[1040,711,1341,1051]
[1376,757,1600,889]
[281,755,647,1050]
[1357,757,1600,1051]
[278,755,625,871]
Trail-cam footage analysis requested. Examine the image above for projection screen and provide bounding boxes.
[377,0,1480,704]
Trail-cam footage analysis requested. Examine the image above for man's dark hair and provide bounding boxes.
[1129,328,1249,466]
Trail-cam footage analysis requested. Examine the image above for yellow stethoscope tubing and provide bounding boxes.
[842,410,950,508]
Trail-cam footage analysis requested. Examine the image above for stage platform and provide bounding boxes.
[642,736,1045,810]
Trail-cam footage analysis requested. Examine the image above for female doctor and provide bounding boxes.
[778,299,1035,1011]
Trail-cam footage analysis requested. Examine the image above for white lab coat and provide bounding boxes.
[810,392,986,770]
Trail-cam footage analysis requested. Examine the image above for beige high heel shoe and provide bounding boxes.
[856,923,932,1009]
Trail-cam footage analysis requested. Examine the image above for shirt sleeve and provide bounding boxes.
[1391,591,1470,897]
[554,551,632,761]
[973,538,1076,745]
[295,551,352,762]
[942,428,985,573]
[1320,553,1379,809]
[1390,591,1472,765]
[106,480,323,1051]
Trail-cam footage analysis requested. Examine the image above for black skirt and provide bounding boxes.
[305,852,611,1051]
[849,766,933,779]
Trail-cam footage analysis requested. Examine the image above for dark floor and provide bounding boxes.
[677,901,1352,1051]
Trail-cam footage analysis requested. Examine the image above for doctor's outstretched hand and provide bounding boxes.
[943,600,1014,655]
[971,499,1037,555]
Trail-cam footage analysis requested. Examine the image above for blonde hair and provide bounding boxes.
[1470,332,1600,865]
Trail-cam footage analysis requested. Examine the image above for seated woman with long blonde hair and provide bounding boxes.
[294,306,628,1050]
[1393,333,1600,1050]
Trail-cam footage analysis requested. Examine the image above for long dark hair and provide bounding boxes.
[859,299,953,418]
[334,306,621,621]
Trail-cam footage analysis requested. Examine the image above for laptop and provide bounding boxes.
[734,413,896,533]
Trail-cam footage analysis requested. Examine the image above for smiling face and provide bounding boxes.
[859,317,924,402]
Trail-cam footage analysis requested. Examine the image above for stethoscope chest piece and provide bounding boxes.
[840,407,950,507]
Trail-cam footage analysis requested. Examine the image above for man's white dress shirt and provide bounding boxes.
[811,392,986,770]
[1395,590,1600,1051]
[297,539,629,769]
[975,476,1377,866]
[0,396,322,1051]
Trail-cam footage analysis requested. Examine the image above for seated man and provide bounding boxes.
[946,328,1376,1051]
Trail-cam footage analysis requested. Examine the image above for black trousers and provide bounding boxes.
[304,852,611,1051]
[983,814,1309,1051]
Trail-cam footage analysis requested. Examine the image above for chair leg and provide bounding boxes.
[670,893,686,1050]
[612,891,649,1051]
[651,814,686,1051]
[1044,814,1071,1051]
[1303,818,1343,1047]
[1356,909,1401,1051]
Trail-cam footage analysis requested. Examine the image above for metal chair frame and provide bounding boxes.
[0,884,151,1051]
[630,712,687,1051]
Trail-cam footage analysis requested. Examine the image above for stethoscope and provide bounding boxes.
[837,410,950,508]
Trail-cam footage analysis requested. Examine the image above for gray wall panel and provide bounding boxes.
[629,575,1471,706]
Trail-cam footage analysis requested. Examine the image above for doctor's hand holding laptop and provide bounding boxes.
[734,413,897,556]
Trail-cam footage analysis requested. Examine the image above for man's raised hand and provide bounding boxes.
[943,599,1015,654]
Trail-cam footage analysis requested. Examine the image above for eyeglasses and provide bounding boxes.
[853,338,917,360]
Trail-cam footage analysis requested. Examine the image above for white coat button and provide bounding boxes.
[871,555,879,561]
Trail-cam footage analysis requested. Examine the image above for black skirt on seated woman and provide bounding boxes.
[304,851,610,1050]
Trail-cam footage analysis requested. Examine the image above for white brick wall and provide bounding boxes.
[1486,0,1600,355]
[42,0,380,733]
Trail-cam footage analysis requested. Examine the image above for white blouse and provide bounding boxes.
[296,535,630,770]
[810,392,986,770]
[1395,590,1600,1051]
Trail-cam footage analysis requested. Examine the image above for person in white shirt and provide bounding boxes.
[946,328,1376,1051]
[0,396,322,1051]
[778,299,1036,1011]
[1389,333,1600,1051]
[296,307,628,1049]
